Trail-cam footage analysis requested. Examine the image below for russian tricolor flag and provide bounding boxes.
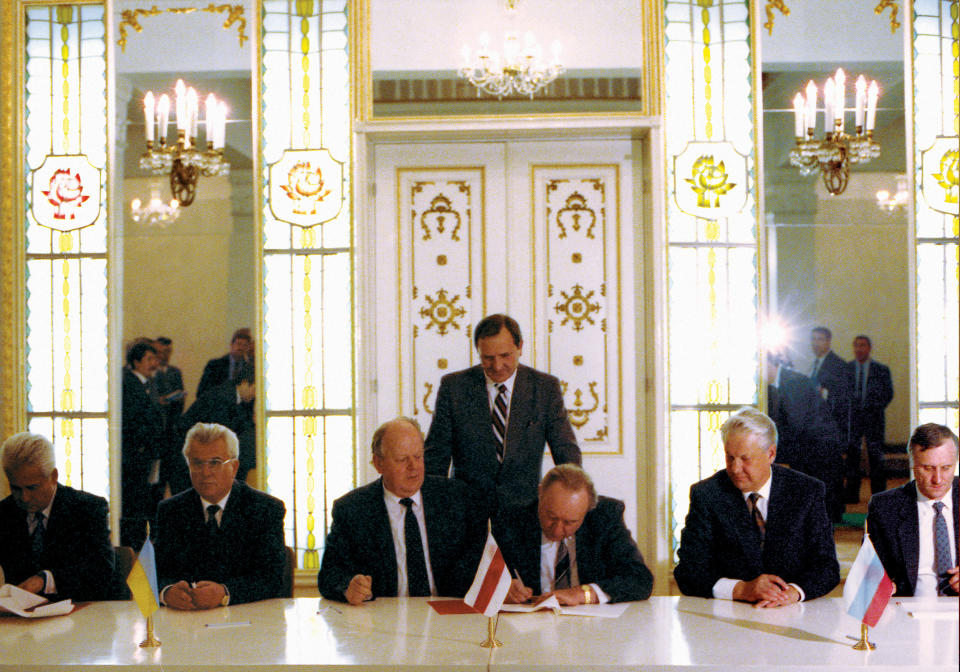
[464,531,511,617]
[843,535,894,627]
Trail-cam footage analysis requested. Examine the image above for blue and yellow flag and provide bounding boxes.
[126,537,160,618]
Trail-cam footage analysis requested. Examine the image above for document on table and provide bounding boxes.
[0,584,74,618]
[895,598,959,620]
[500,595,629,618]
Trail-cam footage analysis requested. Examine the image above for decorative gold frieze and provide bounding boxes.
[554,284,600,331]
[763,1,790,35]
[117,4,248,52]
[419,288,467,336]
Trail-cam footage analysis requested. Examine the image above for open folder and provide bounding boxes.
[0,584,74,618]
[500,594,629,618]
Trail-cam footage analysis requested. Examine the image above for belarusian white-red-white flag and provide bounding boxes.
[464,530,511,617]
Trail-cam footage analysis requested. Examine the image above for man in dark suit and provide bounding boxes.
[424,314,580,514]
[496,464,652,605]
[178,363,256,483]
[867,423,959,596]
[847,335,895,500]
[155,422,285,609]
[674,407,839,606]
[319,417,485,604]
[809,327,851,447]
[767,353,844,522]
[151,336,188,495]
[196,328,253,398]
[0,432,114,602]
[121,340,163,547]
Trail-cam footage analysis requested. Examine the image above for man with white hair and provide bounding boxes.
[674,407,839,606]
[0,432,115,601]
[155,422,286,609]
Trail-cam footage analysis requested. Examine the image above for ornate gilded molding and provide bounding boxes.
[117,3,247,51]
[874,0,901,33]
[762,1,790,35]
[0,0,25,443]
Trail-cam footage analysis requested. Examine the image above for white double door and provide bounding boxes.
[364,137,641,522]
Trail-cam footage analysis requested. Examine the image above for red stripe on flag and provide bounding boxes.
[472,549,506,614]
[863,573,894,627]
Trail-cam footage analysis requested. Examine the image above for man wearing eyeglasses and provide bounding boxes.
[155,422,286,609]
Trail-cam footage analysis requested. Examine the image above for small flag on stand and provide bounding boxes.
[843,534,894,628]
[126,537,160,619]
[464,530,511,618]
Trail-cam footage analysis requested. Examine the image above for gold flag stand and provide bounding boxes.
[851,623,875,650]
[139,614,161,648]
[479,616,502,648]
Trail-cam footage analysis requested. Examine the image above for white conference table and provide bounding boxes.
[0,596,956,671]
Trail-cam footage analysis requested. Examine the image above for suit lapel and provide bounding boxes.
[367,479,399,596]
[721,474,764,572]
[504,366,532,461]
[896,481,920,594]
[422,480,445,572]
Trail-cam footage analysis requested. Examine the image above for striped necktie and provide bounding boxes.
[554,540,571,589]
[748,492,766,549]
[491,383,508,462]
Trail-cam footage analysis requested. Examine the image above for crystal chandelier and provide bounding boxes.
[130,184,180,227]
[458,1,563,99]
[789,69,880,196]
[140,79,229,206]
[876,174,909,213]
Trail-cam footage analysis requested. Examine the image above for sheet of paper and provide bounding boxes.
[499,595,629,618]
[895,597,959,620]
[0,584,73,618]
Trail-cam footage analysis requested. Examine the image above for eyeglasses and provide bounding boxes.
[187,457,237,472]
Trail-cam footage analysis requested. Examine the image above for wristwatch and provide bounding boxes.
[220,585,230,606]
[581,585,592,604]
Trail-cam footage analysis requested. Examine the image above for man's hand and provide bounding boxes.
[550,587,590,606]
[733,574,799,607]
[17,574,44,595]
[163,580,195,610]
[191,581,227,610]
[505,578,533,604]
[345,574,373,605]
[945,567,959,595]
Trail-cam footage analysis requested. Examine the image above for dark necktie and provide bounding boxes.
[810,358,821,380]
[30,511,46,562]
[856,363,865,402]
[933,501,953,595]
[748,492,766,548]
[491,383,508,462]
[206,504,221,535]
[400,497,430,597]
[554,540,571,589]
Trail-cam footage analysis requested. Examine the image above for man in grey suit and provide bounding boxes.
[424,314,581,515]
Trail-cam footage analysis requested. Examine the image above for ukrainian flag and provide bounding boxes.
[126,538,160,618]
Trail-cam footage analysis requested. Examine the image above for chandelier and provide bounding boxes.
[130,184,180,227]
[458,1,563,99]
[140,79,229,206]
[876,174,909,213]
[789,69,880,196]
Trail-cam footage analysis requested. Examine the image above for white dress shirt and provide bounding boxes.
[538,533,610,603]
[914,489,957,597]
[382,486,436,597]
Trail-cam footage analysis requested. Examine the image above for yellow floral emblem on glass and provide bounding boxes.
[932,149,959,204]
[685,155,736,208]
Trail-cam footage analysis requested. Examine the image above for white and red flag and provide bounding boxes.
[843,534,894,627]
[464,530,511,617]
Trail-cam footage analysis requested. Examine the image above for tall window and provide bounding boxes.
[24,3,110,498]
[261,0,354,569]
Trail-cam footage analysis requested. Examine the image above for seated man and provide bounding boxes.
[0,432,114,601]
[674,407,839,607]
[156,423,286,609]
[867,422,959,596]
[496,464,653,605]
[318,417,485,605]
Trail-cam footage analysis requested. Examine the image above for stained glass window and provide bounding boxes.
[24,3,109,498]
[913,0,959,432]
[664,0,758,555]
[261,0,354,570]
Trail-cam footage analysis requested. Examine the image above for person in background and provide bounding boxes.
[846,335,894,501]
[196,328,253,399]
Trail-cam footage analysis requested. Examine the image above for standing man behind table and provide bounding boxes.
[155,423,286,609]
[846,335,894,501]
[424,314,580,514]
[121,339,163,548]
[674,407,839,607]
[867,422,959,596]
[496,464,653,605]
[0,432,115,601]
[196,328,253,399]
[808,326,852,449]
[318,417,485,604]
